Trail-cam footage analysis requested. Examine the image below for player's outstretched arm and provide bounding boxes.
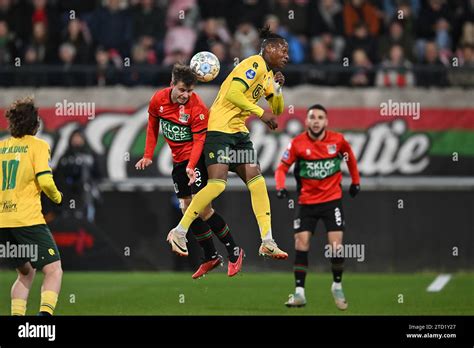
[135,114,159,170]
[37,173,62,205]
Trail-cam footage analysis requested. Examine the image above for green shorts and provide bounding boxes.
[204,131,258,171]
[0,224,60,270]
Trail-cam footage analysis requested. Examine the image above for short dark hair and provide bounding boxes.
[259,26,286,49]
[172,63,197,86]
[307,104,327,115]
[5,96,40,138]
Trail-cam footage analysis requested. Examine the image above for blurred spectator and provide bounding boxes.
[123,43,154,86]
[382,0,421,24]
[416,41,448,87]
[228,0,270,31]
[344,21,378,63]
[57,42,84,86]
[272,0,309,37]
[379,19,414,62]
[375,44,415,87]
[163,24,196,66]
[231,22,259,59]
[265,14,305,63]
[210,41,229,64]
[61,19,92,64]
[55,129,102,223]
[95,47,117,86]
[448,44,474,87]
[0,19,15,64]
[131,0,166,61]
[87,0,133,57]
[27,21,56,63]
[309,0,345,37]
[193,17,232,54]
[349,48,374,86]
[198,0,229,19]
[308,38,339,85]
[166,0,200,28]
[343,0,381,36]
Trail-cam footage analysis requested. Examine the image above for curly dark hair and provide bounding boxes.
[172,63,197,86]
[4,96,40,138]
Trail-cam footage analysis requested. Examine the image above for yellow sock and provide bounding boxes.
[11,298,27,316]
[247,175,272,240]
[40,290,58,315]
[180,179,227,230]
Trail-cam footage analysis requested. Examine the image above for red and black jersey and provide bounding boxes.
[144,87,208,168]
[275,130,360,205]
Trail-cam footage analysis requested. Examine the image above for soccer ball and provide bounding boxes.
[190,51,220,82]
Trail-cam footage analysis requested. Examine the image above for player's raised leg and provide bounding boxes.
[169,163,229,252]
[11,262,36,315]
[201,208,244,277]
[285,231,311,307]
[328,231,348,310]
[235,163,288,259]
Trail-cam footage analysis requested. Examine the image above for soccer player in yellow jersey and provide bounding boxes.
[167,27,289,259]
[0,97,63,316]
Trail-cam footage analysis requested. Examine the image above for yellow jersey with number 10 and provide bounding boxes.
[208,54,276,134]
[0,135,52,227]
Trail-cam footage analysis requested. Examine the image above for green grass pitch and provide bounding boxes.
[0,271,472,315]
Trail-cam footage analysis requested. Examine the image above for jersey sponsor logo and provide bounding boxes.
[160,118,192,142]
[327,144,337,155]
[194,167,202,187]
[299,157,342,180]
[1,200,17,213]
[178,112,190,123]
[293,218,301,229]
[245,69,256,79]
[334,207,342,226]
[252,84,263,100]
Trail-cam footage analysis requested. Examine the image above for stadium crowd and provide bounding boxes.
[0,0,473,87]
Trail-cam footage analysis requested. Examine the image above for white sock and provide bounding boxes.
[262,228,273,242]
[332,282,342,290]
[175,224,188,235]
[295,287,305,296]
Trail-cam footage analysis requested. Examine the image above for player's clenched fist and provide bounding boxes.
[186,167,196,186]
[135,157,152,170]
[260,111,278,130]
[274,71,285,86]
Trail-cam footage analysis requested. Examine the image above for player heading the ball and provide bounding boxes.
[167,26,290,260]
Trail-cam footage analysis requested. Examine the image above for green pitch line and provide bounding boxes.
[0,272,472,315]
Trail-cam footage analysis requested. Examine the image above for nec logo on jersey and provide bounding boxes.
[246,69,256,79]
[179,112,190,123]
[327,144,337,155]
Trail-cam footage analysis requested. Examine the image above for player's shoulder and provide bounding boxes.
[30,136,50,149]
[150,87,171,104]
[292,131,309,144]
[326,130,345,142]
[237,55,265,71]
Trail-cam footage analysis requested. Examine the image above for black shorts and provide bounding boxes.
[294,199,345,234]
[172,155,208,198]
[0,224,61,270]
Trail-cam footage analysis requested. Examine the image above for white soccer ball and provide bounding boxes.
[190,51,220,82]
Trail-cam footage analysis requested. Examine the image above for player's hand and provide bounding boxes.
[260,111,278,130]
[274,71,285,86]
[135,157,152,170]
[56,192,64,206]
[349,184,360,198]
[276,188,288,199]
[186,166,196,186]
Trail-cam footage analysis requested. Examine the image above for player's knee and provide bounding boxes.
[199,206,214,221]
[294,234,310,251]
[42,261,63,279]
[209,179,226,195]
